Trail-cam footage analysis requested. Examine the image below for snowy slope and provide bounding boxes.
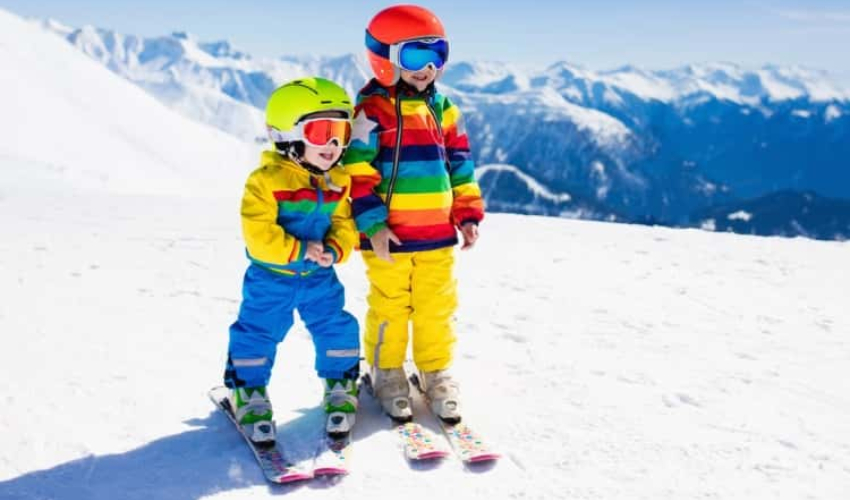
[0,9,257,197]
[0,190,848,500]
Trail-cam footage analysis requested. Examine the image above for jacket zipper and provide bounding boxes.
[384,94,404,208]
[425,99,443,138]
[315,176,323,213]
[301,176,322,276]
[425,97,452,174]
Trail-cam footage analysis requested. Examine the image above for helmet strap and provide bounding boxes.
[275,141,345,192]
[397,77,435,97]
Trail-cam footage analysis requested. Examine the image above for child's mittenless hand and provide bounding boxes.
[370,227,401,263]
[316,252,335,267]
[305,241,335,267]
[460,222,479,250]
[305,241,325,262]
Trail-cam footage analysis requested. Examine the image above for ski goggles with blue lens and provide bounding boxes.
[366,31,449,71]
[395,38,449,71]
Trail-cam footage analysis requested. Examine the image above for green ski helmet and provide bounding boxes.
[265,77,354,145]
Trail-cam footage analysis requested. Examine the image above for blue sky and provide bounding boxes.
[2,0,849,83]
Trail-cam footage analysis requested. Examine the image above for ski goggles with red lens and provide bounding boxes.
[269,118,352,147]
[366,31,449,71]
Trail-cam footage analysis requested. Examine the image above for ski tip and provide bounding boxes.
[414,450,451,460]
[313,467,349,477]
[467,453,502,463]
[275,472,314,484]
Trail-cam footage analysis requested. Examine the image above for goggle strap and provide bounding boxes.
[269,127,298,144]
[365,30,390,58]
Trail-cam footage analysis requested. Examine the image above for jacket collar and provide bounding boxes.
[359,78,437,103]
[260,150,347,190]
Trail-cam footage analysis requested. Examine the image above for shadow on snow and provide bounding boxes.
[0,404,352,499]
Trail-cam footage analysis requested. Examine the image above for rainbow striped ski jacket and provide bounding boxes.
[239,151,357,276]
[343,79,485,252]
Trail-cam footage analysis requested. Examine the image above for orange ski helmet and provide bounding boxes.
[365,5,447,85]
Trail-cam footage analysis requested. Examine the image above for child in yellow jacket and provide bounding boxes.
[224,77,360,444]
[344,5,485,423]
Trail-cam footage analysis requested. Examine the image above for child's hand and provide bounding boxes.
[370,227,401,263]
[316,252,335,267]
[460,222,479,250]
[305,241,336,267]
[305,240,324,262]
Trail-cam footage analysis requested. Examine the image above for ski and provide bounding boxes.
[312,434,353,477]
[208,386,314,484]
[361,372,450,462]
[397,421,451,460]
[432,420,501,464]
[409,374,501,464]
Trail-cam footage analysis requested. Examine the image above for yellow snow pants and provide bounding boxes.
[362,246,457,372]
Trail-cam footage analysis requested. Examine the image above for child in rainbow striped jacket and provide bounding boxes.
[343,5,485,423]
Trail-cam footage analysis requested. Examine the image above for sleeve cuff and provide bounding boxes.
[324,241,342,264]
[363,221,388,239]
[289,239,308,262]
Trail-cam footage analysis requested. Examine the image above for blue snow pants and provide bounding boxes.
[223,264,360,388]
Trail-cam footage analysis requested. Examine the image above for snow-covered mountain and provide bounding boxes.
[518,61,850,106]
[471,62,850,231]
[32,14,850,239]
[3,11,256,197]
[39,20,370,142]
[459,88,651,220]
[694,191,850,240]
[441,61,533,94]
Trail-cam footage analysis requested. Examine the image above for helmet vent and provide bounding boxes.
[286,82,319,95]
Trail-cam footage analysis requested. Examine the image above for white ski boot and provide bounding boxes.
[371,367,413,422]
[230,386,276,446]
[420,369,462,423]
[323,378,358,438]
